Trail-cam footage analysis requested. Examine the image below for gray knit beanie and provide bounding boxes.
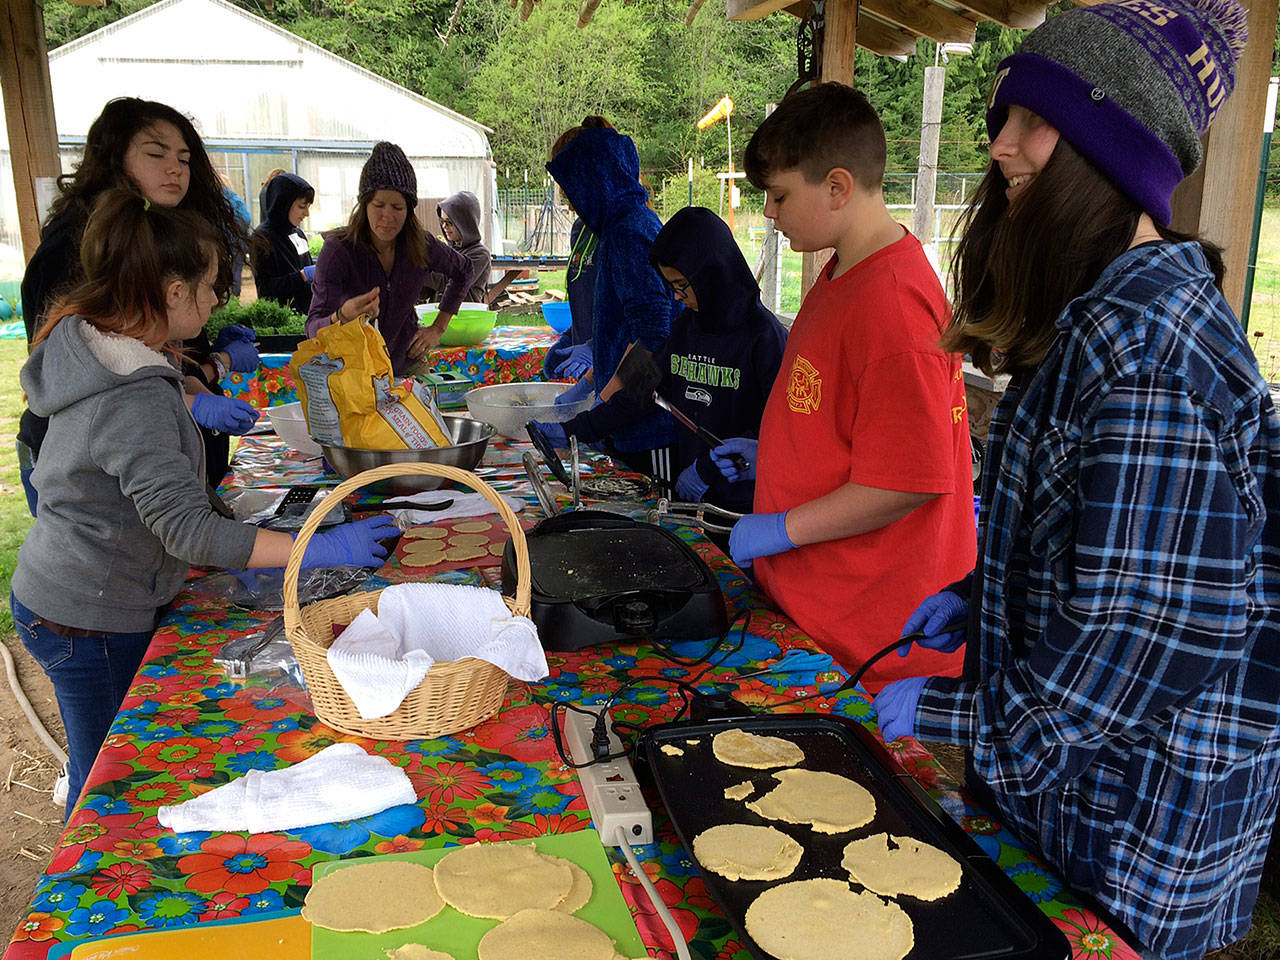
[359,141,417,206]
[987,0,1249,224]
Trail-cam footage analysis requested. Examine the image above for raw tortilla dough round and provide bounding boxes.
[723,780,754,801]
[405,526,448,539]
[692,823,803,881]
[386,947,456,960]
[444,544,488,562]
[478,908,618,960]
[545,856,593,913]
[447,533,490,547]
[488,542,507,556]
[302,861,444,933]
[745,879,913,960]
[746,768,875,834]
[842,833,962,900]
[712,728,805,769]
[453,520,492,533]
[432,842,573,919]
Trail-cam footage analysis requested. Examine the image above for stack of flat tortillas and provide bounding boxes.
[746,768,877,834]
[432,842,590,918]
[302,860,445,933]
[841,833,962,900]
[692,823,804,881]
[745,879,914,960]
[712,728,806,768]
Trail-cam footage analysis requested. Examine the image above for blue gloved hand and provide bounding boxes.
[728,511,794,568]
[212,324,256,350]
[218,337,260,373]
[530,419,569,449]
[554,376,594,407]
[897,590,968,657]
[302,264,317,282]
[554,343,593,380]
[300,515,401,569]
[191,394,261,434]
[873,676,929,741]
[675,461,709,502]
[710,438,757,483]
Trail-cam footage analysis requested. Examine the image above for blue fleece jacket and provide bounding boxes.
[546,128,675,452]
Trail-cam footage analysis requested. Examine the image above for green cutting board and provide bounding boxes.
[310,832,645,960]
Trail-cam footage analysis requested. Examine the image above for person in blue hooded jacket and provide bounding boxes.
[249,172,315,314]
[541,120,676,481]
[540,207,785,515]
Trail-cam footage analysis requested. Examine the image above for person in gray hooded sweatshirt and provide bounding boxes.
[11,189,398,820]
[424,190,490,304]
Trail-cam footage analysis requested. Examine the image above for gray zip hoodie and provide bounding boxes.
[14,317,258,632]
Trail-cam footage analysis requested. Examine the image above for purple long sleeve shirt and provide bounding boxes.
[306,231,472,373]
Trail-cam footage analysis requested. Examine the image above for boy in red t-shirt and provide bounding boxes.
[711,83,976,691]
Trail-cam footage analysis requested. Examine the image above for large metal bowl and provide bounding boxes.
[319,415,496,493]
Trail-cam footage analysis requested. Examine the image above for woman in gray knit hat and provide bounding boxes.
[875,3,1280,958]
[306,141,473,374]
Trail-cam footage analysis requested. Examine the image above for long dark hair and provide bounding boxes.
[36,188,222,349]
[944,139,1224,375]
[336,192,428,269]
[49,98,246,295]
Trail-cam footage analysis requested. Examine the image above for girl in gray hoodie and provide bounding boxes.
[11,189,398,819]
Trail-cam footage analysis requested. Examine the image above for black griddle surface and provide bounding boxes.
[642,715,1069,960]
[526,526,708,600]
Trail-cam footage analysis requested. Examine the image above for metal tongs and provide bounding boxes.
[522,434,582,518]
[649,496,744,535]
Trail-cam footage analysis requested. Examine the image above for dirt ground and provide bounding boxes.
[0,632,67,942]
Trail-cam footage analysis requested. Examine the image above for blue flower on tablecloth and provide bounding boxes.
[139,664,181,679]
[114,715,156,735]
[201,682,240,699]
[134,724,184,744]
[138,890,206,928]
[44,850,102,880]
[1005,862,1064,903]
[225,751,279,774]
[129,699,162,716]
[478,760,541,794]
[82,793,134,817]
[242,888,286,914]
[269,716,301,733]
[601,652,637,671]
[828,694,874,720]
[192,719,239,738]
[521,788,571,816]
[31,880,87,912]
[66,900,131,937]
[538,680,584,703]
[406,735,465,756]
[291,804,425,855]
[660,848,698,878]
[158,832,212,856]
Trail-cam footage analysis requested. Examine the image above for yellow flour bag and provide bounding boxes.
[290,319,450,449]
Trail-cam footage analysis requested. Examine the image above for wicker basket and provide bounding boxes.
[283,462,530,740]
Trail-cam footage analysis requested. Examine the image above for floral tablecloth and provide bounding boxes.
[5,436,1136,960]
[223,325,561,408]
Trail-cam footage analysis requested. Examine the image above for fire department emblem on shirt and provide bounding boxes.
[787,355,821,414]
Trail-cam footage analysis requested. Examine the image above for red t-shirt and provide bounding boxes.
[754,231,977,691]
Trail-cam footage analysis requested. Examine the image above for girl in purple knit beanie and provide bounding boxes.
[876,3,1280,959]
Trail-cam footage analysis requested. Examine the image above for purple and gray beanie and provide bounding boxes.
[986,0,1249,224]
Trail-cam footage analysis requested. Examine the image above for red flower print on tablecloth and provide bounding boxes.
[199,891,250,922]
[165,689,210,706]
[373,835,425,854]
[411,762,493,805]
[140,737,218,769]
[154,706,201,727]
[48,808,147,873]
[12,912,63,943]
[168,758,218,781]
[420,803,468,835]
[91,862,153,899]
[474,813,585,842]
[471,802,510,825]
[109,839,165,861]
[220,691,296,724]
[619,873,700,948]
[1053,908,1141,960]
[217,730,266,755]
[275,724,374,763]
[467,704,552,763]
[120,781,187,810]
[715,940,747,960]
[178,833,312,895]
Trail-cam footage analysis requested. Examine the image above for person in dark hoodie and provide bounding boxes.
[250,172,316,314]
[539,121,676,481]
[542,215,598,380]
[424,190,490,304]
[535,207,785,514]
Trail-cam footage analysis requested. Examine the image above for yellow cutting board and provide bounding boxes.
[55,912,308,959]
[310,832,646,960]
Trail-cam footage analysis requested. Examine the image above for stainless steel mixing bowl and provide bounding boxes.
[319,415,496,493]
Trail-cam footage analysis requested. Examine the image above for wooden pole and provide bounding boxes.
[912,63,945,245]
[0,0,61,263]
[800,0,857,300]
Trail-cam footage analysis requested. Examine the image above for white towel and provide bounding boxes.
[326,582,547,720]
[389,491,524,526]
[157,743,416,834]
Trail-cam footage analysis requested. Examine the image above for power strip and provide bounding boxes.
[562,705,653,846]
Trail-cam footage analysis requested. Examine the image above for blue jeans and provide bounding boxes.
[10,595,155,821]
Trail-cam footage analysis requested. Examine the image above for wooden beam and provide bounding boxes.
[0,0,60,263]
[727,0,798,21]
[855,12,920,57]
[1168,0,1278,317]
[858,0,975,44]
[946,0,1043,30]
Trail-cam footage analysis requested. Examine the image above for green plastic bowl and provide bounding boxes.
[414,305,496,347]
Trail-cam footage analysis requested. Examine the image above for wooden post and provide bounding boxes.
[1168,0,1278,318]
[912,63,945,244]
[0,0,61,263]
[800,0,858,299]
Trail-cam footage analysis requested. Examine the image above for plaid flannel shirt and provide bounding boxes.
[915,242,1280,960]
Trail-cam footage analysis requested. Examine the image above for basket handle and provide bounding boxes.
[282,462,531,637]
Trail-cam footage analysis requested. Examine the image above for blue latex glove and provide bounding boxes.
[710,438,758,483]
[728,511,794,568]
[873,676,929,741]
[897,590,968,657]
[300,515,401,569]
[302,264,317,282]
[530,419,568,448]
[675,461,709,502]
[554,376,594,407]
[218,337,260,373]
[212,324,256,350]
[191,394,260,434]
[554,343,593,380]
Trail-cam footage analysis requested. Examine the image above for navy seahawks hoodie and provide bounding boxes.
[562,206,786,513]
